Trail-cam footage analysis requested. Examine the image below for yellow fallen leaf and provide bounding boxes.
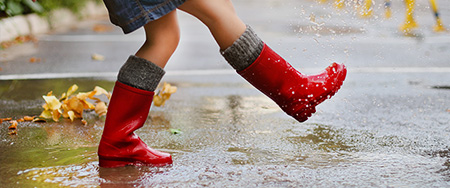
[80,99,95,110]
[9,120,18,129]
[67,111,75,122]
[40,84,111,122]
[163,82,177,94]
[92,53,105,61]
[95,101,107,116]
[32,118,46,122]
[76,92,91,100]
[43,95,62,110]
[61,104,70,118]
[52,109,61,122]
[23,116,35,121]
[91,86,111,100]
[93,86,108,96]
[65,97,84,118]
[61,84,79,101]
[40,109,52,119]
[162,92,172,100]
[153,95,164,107]
[42,103,49,111]
[153,82,177,107]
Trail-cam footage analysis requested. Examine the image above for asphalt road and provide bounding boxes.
[0,0,449,187]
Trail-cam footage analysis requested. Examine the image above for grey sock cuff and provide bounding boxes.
[220,25,264,71]
[117,55,165,91]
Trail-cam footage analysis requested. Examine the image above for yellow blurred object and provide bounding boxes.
[400,0,418,34]
[433,19,446,32]
[153,82,177,107]
[384,0,392,19]
[429,0,446,32]
[359,0,373,18]
[92,53,105,61]
[334,0,345,9]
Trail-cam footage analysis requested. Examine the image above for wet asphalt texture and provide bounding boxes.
[1,0,450,187]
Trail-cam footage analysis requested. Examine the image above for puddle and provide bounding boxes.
[1,78,450,187]
[431,85,450,90]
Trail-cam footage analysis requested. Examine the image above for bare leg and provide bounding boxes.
[135,10,180,68]
[98,9,180,168]
[178,0,246,50]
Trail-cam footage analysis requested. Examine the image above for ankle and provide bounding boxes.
[117,55,165,91]
[221,25,264,71]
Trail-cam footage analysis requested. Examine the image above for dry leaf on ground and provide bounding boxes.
[92,53,105,61]
[9,120,18,129]
[153,82,177,107]
[39,85,110,122]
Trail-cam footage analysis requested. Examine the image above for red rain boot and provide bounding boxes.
[238,44,347,122]
[98,81,172,168]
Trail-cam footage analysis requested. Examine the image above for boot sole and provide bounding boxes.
[99,156,173,168]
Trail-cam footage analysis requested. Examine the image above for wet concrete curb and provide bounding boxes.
[0,1,107,43]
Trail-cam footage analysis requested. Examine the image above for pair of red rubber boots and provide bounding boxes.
[98,43,347,168]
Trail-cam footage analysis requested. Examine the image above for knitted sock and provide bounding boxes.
[220,25,264,71]
[117,55,165,91]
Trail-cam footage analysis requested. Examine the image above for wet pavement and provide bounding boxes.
[1,0,450,187]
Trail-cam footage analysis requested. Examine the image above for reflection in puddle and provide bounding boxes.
[17,162,101,187]
[3,79,450,187]
[226,124,355,167]
[17,163,175,187]
[286,125,353,152]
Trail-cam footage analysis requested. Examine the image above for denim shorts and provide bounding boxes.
[103,0,186,34]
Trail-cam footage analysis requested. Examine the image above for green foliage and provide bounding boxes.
[0,0,43,16]
[0,0,100,17]
[38,0,91,15]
